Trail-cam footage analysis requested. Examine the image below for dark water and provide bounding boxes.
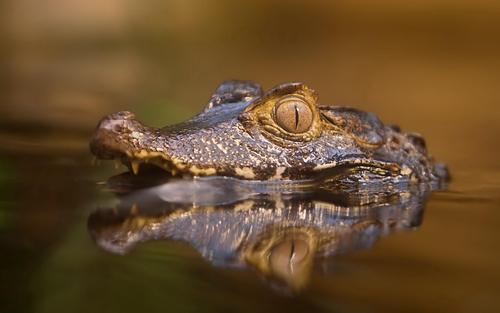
[1,151,499,313]
[2,1,500,312]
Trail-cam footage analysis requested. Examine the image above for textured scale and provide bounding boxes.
[90,81,449,183]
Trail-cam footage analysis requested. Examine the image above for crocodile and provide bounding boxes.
[90,80,449,184]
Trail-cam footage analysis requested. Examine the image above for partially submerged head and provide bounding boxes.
[90,81,447,182]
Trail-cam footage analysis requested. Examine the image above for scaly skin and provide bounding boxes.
[90,81,449,182]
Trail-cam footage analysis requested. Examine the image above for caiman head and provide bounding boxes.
[90,81,448,182]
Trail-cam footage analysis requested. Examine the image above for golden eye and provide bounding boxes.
[269,239,309,269]
[275,97,313,133]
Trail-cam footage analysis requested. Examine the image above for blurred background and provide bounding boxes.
[2,1,500,313]
[1,0,500,170]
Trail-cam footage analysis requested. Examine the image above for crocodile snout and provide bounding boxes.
[90,111,144,160]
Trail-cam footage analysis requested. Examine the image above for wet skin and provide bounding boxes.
[90,81,449,183]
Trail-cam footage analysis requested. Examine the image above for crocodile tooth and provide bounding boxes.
[131,161,140,175]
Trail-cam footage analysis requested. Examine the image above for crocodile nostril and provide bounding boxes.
[97,111,136,132]
[97,118,124,132]
[110,111,135,120]
[90,111,140,159]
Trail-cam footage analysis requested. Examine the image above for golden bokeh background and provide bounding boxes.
[2,0,500,170]
[1,2,500,312]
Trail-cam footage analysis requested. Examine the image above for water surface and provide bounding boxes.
[1,152,499,313]
[2,1,500,312]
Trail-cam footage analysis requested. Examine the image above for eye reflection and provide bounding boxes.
[275,97,313,133]
[88,174,429,294]
[269,238,309,273]
[265,238,313,290]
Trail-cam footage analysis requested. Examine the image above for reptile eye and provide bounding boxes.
[269,239,309,272]
[275,97,313,133]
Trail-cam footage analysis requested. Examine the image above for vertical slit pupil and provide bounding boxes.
[294,104,300,130]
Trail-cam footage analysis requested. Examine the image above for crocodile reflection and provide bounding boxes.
[88,174,430,291]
